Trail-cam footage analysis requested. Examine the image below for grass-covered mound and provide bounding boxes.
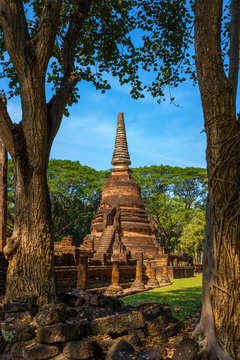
[122,275,202,321]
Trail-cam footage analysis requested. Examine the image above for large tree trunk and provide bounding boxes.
[4,159,55,304]
[0,140,7,253]
[194,1,240,358]
[0,95,8,253]
[0,0,90,305]
[0,0,91,305]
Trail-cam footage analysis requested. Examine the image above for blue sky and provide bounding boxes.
[53,74,206,170]
[5,77,206,171]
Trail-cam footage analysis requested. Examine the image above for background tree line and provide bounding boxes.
[132,165,207,260]
[7,159,207,260]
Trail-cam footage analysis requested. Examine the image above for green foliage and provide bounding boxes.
[48,160,108,244]
[7,159,109,244]
[176,210,205,258]
[0,0,195,105]
[132,165,207,251]
[132,165,207,207]
[122,274,202,321]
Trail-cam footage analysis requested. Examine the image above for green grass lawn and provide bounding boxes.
[122,275,202,321]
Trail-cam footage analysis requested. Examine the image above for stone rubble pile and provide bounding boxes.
[0,290,197,360]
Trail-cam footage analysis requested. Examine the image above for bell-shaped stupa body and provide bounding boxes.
[84,112,160,261]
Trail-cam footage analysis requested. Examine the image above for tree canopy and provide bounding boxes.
[132,165,207,254]
[47,160,108,243]
[0,0,194,109]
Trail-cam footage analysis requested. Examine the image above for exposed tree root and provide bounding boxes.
[192,200,234,360]
[193,322,233,360]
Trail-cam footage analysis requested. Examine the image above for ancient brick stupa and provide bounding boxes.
[82,112,160,261]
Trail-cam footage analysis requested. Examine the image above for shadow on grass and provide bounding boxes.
[122,285,202,321]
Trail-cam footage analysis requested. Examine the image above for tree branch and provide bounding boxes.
[195,0,226,86]
[228,0,240,103]
[0,95,15,157]
[34,0,62,73]
[62,0,92,75]
[47,72,78,157]
[0,0,29,75]
[54,215,83,239]
[47,0,92,156]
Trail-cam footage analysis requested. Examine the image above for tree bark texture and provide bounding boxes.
[0,0,92,304]
[0,139,7,253]
[4,161,55,304]
[194,0,240,358]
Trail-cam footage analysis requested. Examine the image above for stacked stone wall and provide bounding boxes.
[0,291,187,359]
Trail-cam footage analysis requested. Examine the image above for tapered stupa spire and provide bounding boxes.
[111,112,131,168]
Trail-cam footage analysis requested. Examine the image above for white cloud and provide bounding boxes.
[7,100,22,124]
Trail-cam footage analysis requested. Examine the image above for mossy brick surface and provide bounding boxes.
[156,321,183,341]
[145,314,173,336]
[136,303,171,321]
[63,339,98,359]
[106,340,134,360]
[22,343,61,360]
[36,319,91,343]
[91,311,145,335]
[34,303,67,327]
[1,318,35,343]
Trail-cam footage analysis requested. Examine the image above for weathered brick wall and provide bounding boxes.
[86,265,142,288]
[54,236,79,266]
[54,254,76,266]
[194,264,203,273]
[54,264,145,292]
[55,266,78,293]
[0,255,195,296]
[156,265,194,279]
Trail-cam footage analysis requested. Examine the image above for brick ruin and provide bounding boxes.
[81,112,164,261]
[52,235,194,293]
[50,112,194,293]
[80,112,193,268]
[0,112,196,296]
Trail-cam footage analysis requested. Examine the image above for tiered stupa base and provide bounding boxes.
[82,112,165,262]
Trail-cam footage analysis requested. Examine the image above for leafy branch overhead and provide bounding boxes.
[0,0,195,110]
